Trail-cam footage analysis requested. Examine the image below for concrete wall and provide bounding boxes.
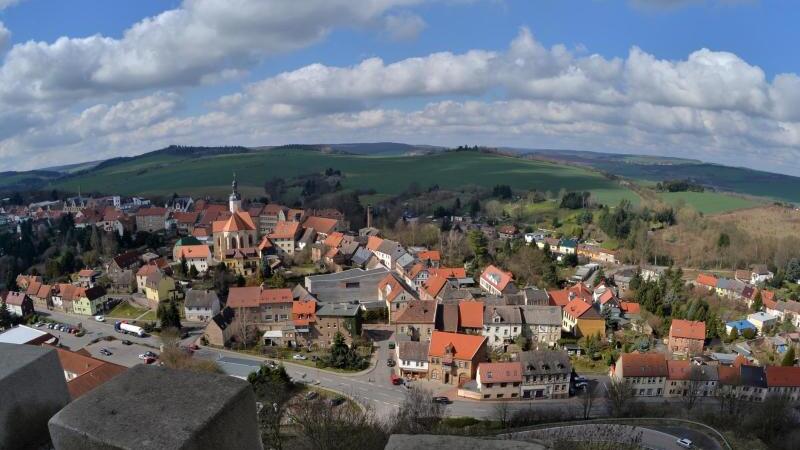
[49,365,263,450]
[0,343,71,450]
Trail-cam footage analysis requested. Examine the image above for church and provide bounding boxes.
[212,177,260,275]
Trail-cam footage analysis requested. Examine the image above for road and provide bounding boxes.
[503,423,700,450]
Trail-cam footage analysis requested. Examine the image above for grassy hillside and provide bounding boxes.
[50,149,640,205]
[658,191,764,215]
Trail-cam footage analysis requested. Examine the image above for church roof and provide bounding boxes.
[212,211,255,233]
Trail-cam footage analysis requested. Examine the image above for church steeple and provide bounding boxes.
[229,172,242,213]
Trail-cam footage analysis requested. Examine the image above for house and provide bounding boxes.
[172,211,199,234]
[640,265,667,281]
[571,264,598,283]
[304,267,389,304]
[427,331,488,385]
[220,247,261,277]
[496,225,519,240]
[302,216,340,240]
[5,292,34,317]
[135,265,159,293]
[458,301,484,335]
[767,301,800,328]
[518,350,571,399]
[716,278,746,299]
[735,269,752,284]
[143,272,176,307]
[378,274,417,324]
[612,352,668,397]
[396,341,430,380]
[482,305,523,349]
[72,286,108,316]
[55,348,127,400]
[695,273,718,291]
[257,204,289,235]
[203,307,237,347]
[291,300,318,348]
[665,360,718,398]
[548,283,592,308]
[416,250,441,268]
[226,287,294,341]
[562,299,605,338]
[439,303,460,333]
[747,312,779,333]
[373,239,407,271]
[765,366,800,401]
[668,319,706,356]
[174,244,211,274]
[557,239,578,255]
[479,265,517,296]
[475,362,522,399]
[267,221,302,255]
[751,265,774,285]
[738,365,768,402]
[135,207,168,232]
[30,284,54,311]
[395,300,438,341]
[519,305,562,348]
[726,319,757,336]
[314,303,362,348]
[77,269,99,288]
[183,290,221,322]
[419,275,450,301]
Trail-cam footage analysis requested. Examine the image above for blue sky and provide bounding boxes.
[1,0,799,175]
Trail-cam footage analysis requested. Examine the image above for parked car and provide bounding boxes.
[432,396,451,404]
[386,358,396,367]
[329,396,346,407]
[94,315,105,322]
[574,381,589,389]
[144,357,157,365]
[388,342,396,349]
[390,375,403,385]
[100,349,112,356]
[122,340,133,345]
[573,375,588,383]
[264,361,278,369]
[676,439,693,449]
[144,351,158,358]
[293,354,308,360]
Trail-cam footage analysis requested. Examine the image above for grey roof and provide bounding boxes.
[518,350,571,376]
[398,341,429,362]
[292,284,317,302]
[710,352,738,364]
[395,252,415,270]
[523,287,550,306]
[184,289,219,309]
[438,284,474,302]
[351,247,373,266]
[716,278,745,292]
[299,227,316,244]
[519,305,562,326]
[304,267,388,303]
[484,305,522,325]
[316,303,360,317]
[211,307,235,330]
[740,365,767,388]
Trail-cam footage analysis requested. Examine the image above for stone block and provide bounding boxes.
[49,365,263,450]
[0,343,71,450]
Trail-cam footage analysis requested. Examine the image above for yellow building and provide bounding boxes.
[562,298,605,339]
[71,286,108,316]
[144,271,176,307]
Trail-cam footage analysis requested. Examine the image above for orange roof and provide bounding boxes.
[422,275,448,298]
[379,274,410,303]
[192,227,209,238]
[617,352,668,377]
[564,298,593,318]
[479,361,522,383]
[136,264,160,277]
[136,207,167,217]
[258,236,273,251]
[173,211,199,224]
[418,250,441,262]
[78,269,97,277]
[761,289,776,303]
[480,265,513,291]
[226,287,292,308]
[666,359,693,380]
[431,267,466,279]
[302,216,337,235]
[548,283,592,307]
[598,289,615,304]
[175,245,210,259]
[261,203,287,216]
[292,300,317,317]
[619,302,640,314]
[261,288,294,304]
[670,319,706,341]
[366,236,384,251]
[212,211,256,233]
[717,365,740,385]
[458,301,484,328]
[428,331,486,360]
[324,232,345,249]
[766,366,800,387]
[696,273,718,287]
[55,348,126,399]
[268,221,301,240]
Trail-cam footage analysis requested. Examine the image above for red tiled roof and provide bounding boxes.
[192,227,209,238]
[302,216,337,235]
[619,302,640,314]
[55,348,127,399]
[379,274,410,303]
[173,211,199,224]
[268,221,301,240]
[78,269,96,277]
[458,301,484,328]
[366,236,384,251]
[431,267,466,279]
[479,361,522,383]
[670,319,706,341]
[428,331,486,360]
[564,298,593,318]
[136,207,167,217]
[667,360,692,380]
[422,275,448,298]
[548,283,592,307]
[696,274,718,288]
[717,365,740,385]
[175,245,210,259]
[323,232,345,249]
[258,236,273,251]
[395,300,437,324]
[261,288,293,304]
[480,265,513,291]
[136,265,160,278]
[227,287,293,308]
[5,291,28,306]
[212,211,256,233]
[598,289,615,304]
[766,366,800,388]
[417,250,441,262]
[617,352,668,378]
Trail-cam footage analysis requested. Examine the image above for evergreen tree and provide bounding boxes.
[188,265,199,279]
[0,297,13,329]
[781,346,796,367]
[752,291,763,312]
[158,299,182,330]
[180,256,188,276]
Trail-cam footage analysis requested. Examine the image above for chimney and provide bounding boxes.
[366,204,372,229]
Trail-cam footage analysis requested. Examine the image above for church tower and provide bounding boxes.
[229,173,242,213]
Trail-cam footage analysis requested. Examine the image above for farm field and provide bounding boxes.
[658,191,763,214]
[51,149,640,206]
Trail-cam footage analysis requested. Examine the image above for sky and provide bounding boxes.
[1,0,800,175]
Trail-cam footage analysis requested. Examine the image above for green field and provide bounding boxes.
[658,191,763,214]
[51,149,640,206]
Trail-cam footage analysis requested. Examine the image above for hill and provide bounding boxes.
[518,148,800,204]
[48,147,640,206]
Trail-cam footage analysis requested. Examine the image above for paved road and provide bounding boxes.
[504,424,693,450]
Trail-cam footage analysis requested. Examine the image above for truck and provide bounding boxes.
[114,321,145,338]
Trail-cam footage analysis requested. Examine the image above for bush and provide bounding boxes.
[440,417,480,428]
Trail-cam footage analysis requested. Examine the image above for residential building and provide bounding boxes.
[72,286,108,316]
[479,265,517,296]
[314,303,362,347]
[396,341,430,380]
[143,272,176,306]
[665,360,718,398]
[135,207,168,233]
[765,366,800,401]
[267,221,302,255]
[695,274,718,291]
[257,204,289,235]
[220,247,261,276]
[30,283,53,311]
[416,250,441,268]
[55,348,127,399]
[378,273,417,324]
[302,216,340,240]
[519,305,561,348]
[395,300,438,341]
[751,265,774,285]
[612,352,668,397]
[136,265,159,293]
[747,311,779,333]
[5,292,34,317]
[548,283,592,308]
[458,301,484,335]
[726,319,757,336]
[641,265,668,281]
[562,299,604,338]
[738,365,768,402]
[518,350,571,399]
[292,300,318,348]
[203,307,237,347]
[183,289,221,322]
[173,242,211,273]
[227,287,294,338]
[304,267,388,304]
[427,331,488,385]
[77,269,99,288]
[373,239,407,270]
[482,305,523,349]
[668,319,706,356]
[476,362,522,399]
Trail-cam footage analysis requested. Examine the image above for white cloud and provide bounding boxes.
[0,0,20,10]
[384,12,427,41]
[0,22,9,51]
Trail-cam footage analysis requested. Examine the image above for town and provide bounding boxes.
[3,173,800,449]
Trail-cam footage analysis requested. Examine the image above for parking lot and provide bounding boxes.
[32,322,101,351]
[84,340,157,368]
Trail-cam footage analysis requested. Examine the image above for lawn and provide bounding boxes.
[51,149,640,206]
[107,301,148,319]
[658,191,763,214]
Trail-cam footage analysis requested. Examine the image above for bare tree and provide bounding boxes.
[392,386,445,434]
[287,397,387,450]
[234,306,256,348]
[493,400,512,429]
[606,378,633,417]
[683,365,705,411]
[579,383,597,420]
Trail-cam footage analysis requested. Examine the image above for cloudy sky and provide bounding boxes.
[1,0,800,175]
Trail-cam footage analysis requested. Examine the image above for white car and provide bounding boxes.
[292,354,308,360]
[94,315,105,322]
[676,438,693,449]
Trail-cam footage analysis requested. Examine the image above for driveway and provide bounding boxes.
[504,423,694,450]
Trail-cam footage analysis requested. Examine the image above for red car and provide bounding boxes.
[144,357,157,365]
[390,374,403,385]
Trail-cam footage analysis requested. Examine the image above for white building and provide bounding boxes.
[482,306,523,349]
